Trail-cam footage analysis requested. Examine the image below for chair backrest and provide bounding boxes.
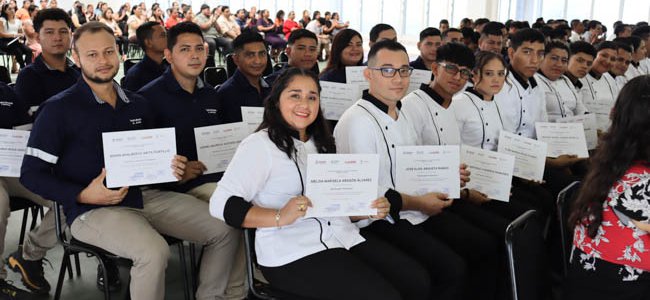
[225,53,236,78]
[243,228,274,300]
[203,66,228,86]
[272,62,286,73]
[123,59,141,74]
[52,202,72,248]
[278,51,288,63]
[0,66,11,84]
[263,53,273,77]
[556,181,581,276]
[506,210,548,300]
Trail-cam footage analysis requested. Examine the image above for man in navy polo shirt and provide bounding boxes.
[122,21,169,92]
[139,21,246,300]
[20,22,239,300]
[14,8,79,119]
[216,30,271,123]
[264,29,319,85]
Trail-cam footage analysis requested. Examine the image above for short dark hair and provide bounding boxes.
[632,25,650,40]
[233,29,266,52]
[614,41,632,53]
[509,28,545,50]
[461,27,474,38]
[72,21,113,52]
[287,29,317,45]
[614,36,642,53]
[442,27,461,40]
[136,21,161,50]
[587,20,602,30]
[569,41,596,58]
[570,19,581,29]
[366,40,407,66]
[474,18,490,28]
[166,21,204,50]
[545,40,570,56]
[33,8,72,32]
[614,24,629,36]
[221,5,229,11]
[439,19,449,25]
[436,42,475,68]
[419,27,441,42]
[595,41,618,52]
[369,23,395,42]
[481,22,505,38]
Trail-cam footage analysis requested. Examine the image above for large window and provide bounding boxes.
[541,0,565,20]
[405,0,426,36]
[622,0,650,24]
[592,0,621,30]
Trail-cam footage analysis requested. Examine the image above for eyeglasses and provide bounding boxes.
[439,62,473,79]
[367,66,413,78]
[547,54,569,65]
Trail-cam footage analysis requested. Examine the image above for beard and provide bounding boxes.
[79,62,118,84]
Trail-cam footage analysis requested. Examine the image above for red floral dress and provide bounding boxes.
[573,163,650,281]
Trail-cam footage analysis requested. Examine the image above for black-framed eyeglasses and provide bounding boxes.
[367,66,413,78]
[439,62,473,79]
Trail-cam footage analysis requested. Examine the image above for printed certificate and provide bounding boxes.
[497,131,547,181]
[320,81,361,120]
[194,122,247,174]
[395,145,460,198]
[241,106,264,134]
[0,129,30,177]
[461,145,515,202]
[535,122,589,158]
[556,114,598,150]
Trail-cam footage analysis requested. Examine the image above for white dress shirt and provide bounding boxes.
[580,71,619,131]
[494,69,547,138]
[334,92,426,225]
[534,73,587,122]
[210,130,365,267]
[451,88,505,151]
[639,58,650,75]
[401,84,461,147]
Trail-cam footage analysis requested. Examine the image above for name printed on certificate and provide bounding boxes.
[583,101,612,132]
[102,127,178,188]
[194,122,247,174]
[497,131,547,182]
[407,69,432,93]
[461,145,514,202]
[556,114,598,150]
[535,122,589,158]
[320,81,361,121]
[241,106,264,134]
[305,154,379,218]
[0,129,30,177]
[395,145,460,198]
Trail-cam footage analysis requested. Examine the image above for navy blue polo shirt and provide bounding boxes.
[15,55,79,118]
[20,78,153,225]
[138,68,222,192]
[0,83,29,129]
[122,55,169,92]
[318,68,346,83]
[216,69,271,123]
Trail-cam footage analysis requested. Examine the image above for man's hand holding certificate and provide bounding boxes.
[194,122,247,174]
[305,154,379,218]
[461,145,515,202]
[102,128,178,188]
[0,129,30,177]
[497,131,547,182]
[395,145,460,198]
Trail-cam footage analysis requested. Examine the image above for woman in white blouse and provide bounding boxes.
[210,68,428,300]
[0,3,32,69]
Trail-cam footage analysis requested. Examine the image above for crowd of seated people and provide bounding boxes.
[0,2,649,299]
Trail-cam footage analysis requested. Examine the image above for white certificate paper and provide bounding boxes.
[320,81,360,120]
[461,145,514,202]
[345,66,370,91]
[194,122,247,174]
[584,101,612,131]
[407,69,432,93]
[305,154,379,218]
[535,122,589,158]
[556,114,598,150]
[240,106,264,134]
[102,128,177,188]
[0,129,30,177]
[497,131,547,181]
[395,145,460,198]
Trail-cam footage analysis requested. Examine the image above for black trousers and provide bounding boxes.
[419,211,499,300]
[0,38,32,67]
[260,230,430,300]
[363,219,466,300]
[563,249,650,300]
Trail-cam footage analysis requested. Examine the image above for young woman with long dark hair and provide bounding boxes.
[565,75,650,300]
[319,28,363,83]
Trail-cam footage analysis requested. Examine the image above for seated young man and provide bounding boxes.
[264,29,319,85]
[14,8,79,119]
[335,40,499,300]
[20,22,239,300]
[409,27,441,76]
[216,30,271,123]
[122,21,169,92]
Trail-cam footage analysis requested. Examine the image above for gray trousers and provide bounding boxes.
[187,183,247,300]
[70,188,240,300]
[0,177,59,279]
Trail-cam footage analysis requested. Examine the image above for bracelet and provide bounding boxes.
[274,209,281,228]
